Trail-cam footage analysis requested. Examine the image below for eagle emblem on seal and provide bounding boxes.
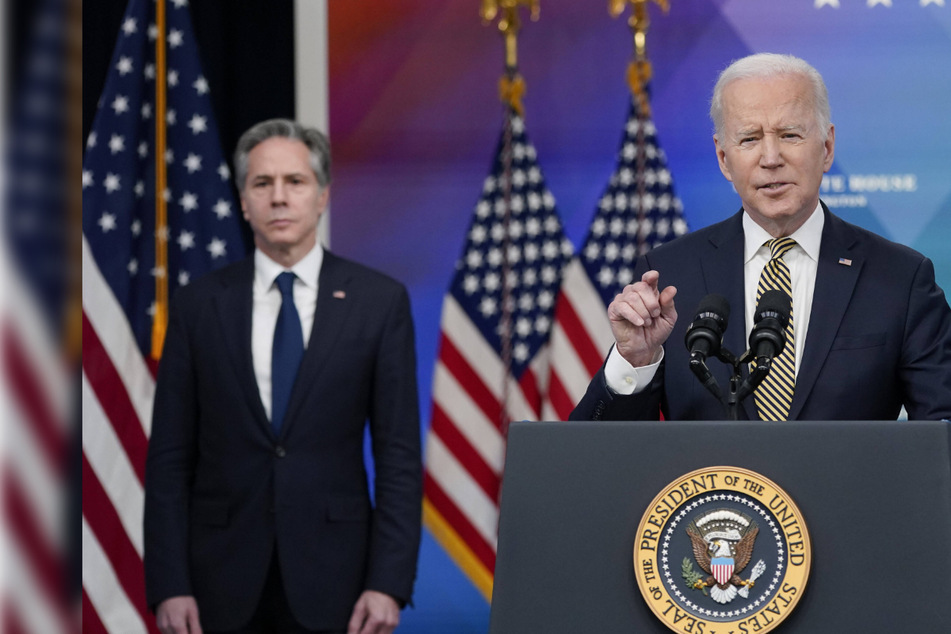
[683,509,766,604]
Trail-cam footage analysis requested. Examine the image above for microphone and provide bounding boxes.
[735,290,791,403]
[684,294,730,362]
[749,290,790,364]
[684,294,730,402]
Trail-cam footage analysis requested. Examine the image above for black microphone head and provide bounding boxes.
[749,290,790,360]
[755,290,790,328]
[685,294,730,358]
[696,293,731,327]
[695,293,730,320]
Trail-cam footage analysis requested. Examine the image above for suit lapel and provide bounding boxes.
[703,212,749,361]
[788,207,862,420]
[212,258,271,430]
[700,211,753,418]
[280,251,355,437]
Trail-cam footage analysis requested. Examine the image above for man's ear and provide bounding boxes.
[822,124,836,172]
[714,135,734,182]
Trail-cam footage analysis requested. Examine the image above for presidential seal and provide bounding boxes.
[633,467,810,634]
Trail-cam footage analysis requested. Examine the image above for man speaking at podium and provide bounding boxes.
[571,53,951,423]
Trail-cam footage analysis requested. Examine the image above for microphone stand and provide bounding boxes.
[714,347,771,420]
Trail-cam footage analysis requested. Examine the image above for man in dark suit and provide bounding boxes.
[145,119,422,634]
[571,53,951,423]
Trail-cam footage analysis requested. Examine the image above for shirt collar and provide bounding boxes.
[254,242,324,291]
[742,201,824,264]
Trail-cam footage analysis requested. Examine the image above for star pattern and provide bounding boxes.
[82,0,245,354]
[448,112,573,377]
[578,98,688,307]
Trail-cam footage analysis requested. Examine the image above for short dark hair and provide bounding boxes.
[233,118,331,189]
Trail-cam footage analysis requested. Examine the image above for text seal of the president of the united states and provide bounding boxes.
[634,466,811,633]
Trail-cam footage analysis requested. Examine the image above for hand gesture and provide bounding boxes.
[607,270,677,367]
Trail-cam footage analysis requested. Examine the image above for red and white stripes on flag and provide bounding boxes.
[81,1,246,631]
[543,94,688,422]
[4,273,75,634]
[423,110,574,600]
[542,258,618,421]
[83,237,159,633]
[4,0,78,631]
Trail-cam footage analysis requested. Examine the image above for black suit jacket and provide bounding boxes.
[144,251,422,631]
[572,205,951,422]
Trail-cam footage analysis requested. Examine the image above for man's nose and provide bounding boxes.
[271,180,287,204]
[759,136,783,168]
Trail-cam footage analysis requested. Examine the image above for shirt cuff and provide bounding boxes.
[604,345,664,395]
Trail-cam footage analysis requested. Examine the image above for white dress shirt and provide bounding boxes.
[251,244,322,420]
[605,202,824,395]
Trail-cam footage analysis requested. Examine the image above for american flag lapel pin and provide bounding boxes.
[838,257,852,266]
[333,290,346,299]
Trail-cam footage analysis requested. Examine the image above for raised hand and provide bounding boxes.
[607,270,678,367]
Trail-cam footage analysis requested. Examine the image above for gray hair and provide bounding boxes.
[710,53,831,141]
[233,118,332,189]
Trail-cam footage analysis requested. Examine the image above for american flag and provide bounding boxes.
[81,0,246,631]
[423,109,574,599]
[542,93,688,421]
[4,1,78,632]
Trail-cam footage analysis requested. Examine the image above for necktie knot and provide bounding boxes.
[766,237,797,261]
[276,271,296,298]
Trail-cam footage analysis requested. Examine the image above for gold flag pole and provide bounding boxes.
[151,0,169,359]
[480,0,539,116]
[67,0,83,361]
[609,0,669,118]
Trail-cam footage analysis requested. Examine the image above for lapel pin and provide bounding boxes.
[333,290,346,299]
[838,257,852,267]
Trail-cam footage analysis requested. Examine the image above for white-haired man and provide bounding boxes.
[572,53,951,422]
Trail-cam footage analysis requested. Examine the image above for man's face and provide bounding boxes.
[240,136,328,265]
[714,73,835,237]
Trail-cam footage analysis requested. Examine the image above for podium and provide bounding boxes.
[489,420,951,632]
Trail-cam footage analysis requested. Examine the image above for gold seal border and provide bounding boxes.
[633,466,811,634]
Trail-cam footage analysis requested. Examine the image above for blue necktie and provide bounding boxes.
[271,272,303,435]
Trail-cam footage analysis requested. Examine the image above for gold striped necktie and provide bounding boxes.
[754,237,797,421]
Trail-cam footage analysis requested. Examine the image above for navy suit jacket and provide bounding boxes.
[571,205,951,422]
[144,251,422,631]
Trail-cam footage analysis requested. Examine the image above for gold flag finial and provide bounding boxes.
[609,0,670,117]
[481,0,540,115]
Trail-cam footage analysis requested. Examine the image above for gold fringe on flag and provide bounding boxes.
[610,0,670,114]
[499,74,527,117]
[627,59,653,118]
[481,0,539,115]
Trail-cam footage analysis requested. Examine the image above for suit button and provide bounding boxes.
[275,446,286,458]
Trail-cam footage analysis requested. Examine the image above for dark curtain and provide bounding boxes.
[83,0,296,167]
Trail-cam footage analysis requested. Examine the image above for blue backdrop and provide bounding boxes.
[326,1,951,630]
